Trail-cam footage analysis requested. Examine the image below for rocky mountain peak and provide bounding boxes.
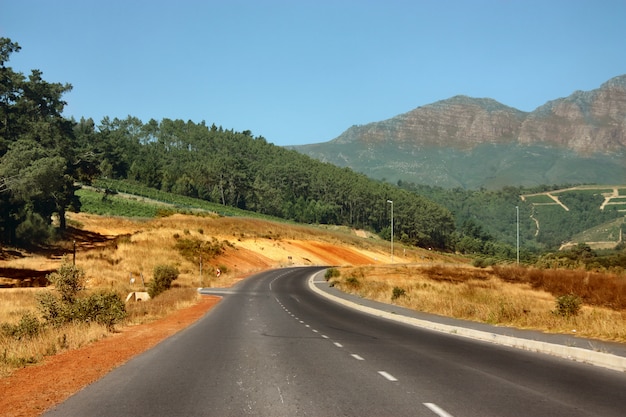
[292,74,626,189]
[333,74,626,154]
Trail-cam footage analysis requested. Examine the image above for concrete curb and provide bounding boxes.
[308,271,626,373]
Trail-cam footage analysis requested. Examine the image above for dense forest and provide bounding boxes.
[0,38,454,250]
[1,37,622,263]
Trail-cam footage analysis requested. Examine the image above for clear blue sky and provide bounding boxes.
[2,0,625,146]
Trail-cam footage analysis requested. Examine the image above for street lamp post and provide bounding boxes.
[387,200,393,263]
[516,206,520,264]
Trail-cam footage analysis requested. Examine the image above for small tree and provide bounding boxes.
[46,261,85,303]
[38,260,126,331]
[148,264,179,298]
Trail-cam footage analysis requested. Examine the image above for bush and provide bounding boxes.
[325,268,340,281]
[174,237,224,263]
[46,262,85,303]
[1,312,42,340]
[472,257,496,268]
[37,291,71,327]
[148,264,180,298]
[16,211,53,244]
[554,293,582,317]
[345,276,360,287]
[78,292,127,331]
[391,286,406,300]
[37,261,126,331]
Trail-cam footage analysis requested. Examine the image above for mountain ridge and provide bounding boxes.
[292,74,626,189]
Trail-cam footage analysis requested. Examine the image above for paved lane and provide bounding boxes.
[44,267,626,416]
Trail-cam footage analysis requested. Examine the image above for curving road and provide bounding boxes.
[44,267,626,416]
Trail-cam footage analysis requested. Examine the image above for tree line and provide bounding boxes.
[0,38,454,250]
[4,37,618,260]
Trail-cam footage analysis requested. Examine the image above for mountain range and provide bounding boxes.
[291,75,626,189]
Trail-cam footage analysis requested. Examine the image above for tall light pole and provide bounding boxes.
[387,200,393,263]
[516,205,520,264]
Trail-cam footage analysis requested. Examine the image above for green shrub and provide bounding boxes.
[325,268,340,281]
[472,257,496,268]
[148,264,180,298]
[174,237,224,263]
[345,276,360,287]
[554,293,582,317]
[391,286,406,300]
[78,292,127,331]
[1,312,42,340]
[37,261,126,331]
[37,291,71,327]
[46,262,85,303]
[16,211,53,244]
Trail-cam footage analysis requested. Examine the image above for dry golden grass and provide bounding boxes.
[0,288,48,326]
[331,264,626,343]
[0,321,111,377]
[0,212,394,376]
[2,211,624,379]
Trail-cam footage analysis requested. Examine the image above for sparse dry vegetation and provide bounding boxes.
[330,264,626,343]
[0,212,391,377]
[2,211,626,382]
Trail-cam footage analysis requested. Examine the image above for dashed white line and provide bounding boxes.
[351,354,364,361]
[333,342,343,348]
[321,335,329,339]
[377,371,398,381]
[423,402,454,417]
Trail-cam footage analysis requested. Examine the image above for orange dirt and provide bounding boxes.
[0,295,221,417]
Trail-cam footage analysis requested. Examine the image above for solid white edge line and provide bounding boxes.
[423,402,454,417]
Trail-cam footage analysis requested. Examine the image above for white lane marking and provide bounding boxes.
[277,386,284,404]
[351,354,364,361]
[305,324,310,328]
[333,342,343,348]
[423,403,454,417]
[377,371,398,381]
[321,335,329,339]
[299,320,305,324]
[312,329,319,333]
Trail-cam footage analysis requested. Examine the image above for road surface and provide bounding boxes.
[44,267,626,416]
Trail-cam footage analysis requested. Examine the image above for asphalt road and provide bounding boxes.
[44,267,626,417]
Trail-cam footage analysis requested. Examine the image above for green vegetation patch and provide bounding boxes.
[77,188,160,218]
[174,237,229,263]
